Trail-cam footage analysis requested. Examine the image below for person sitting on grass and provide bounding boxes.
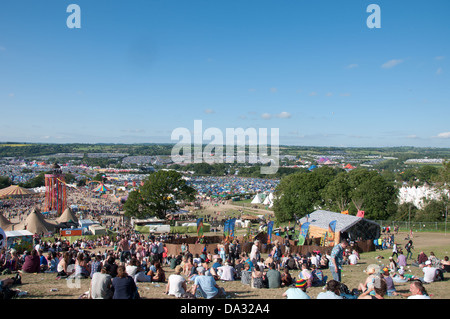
[281,267,293,287]
[147,261,166,282]
[240,262,252,286]
[21,249,40,274]
[358,277,387,299]
[282,278,310,299]
[316,280,343,299]
[265,262,281,289]
[190,268,225,299]
[165,265,188,298]
[398,281,431,299]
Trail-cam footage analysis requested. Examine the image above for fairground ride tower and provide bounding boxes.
[44,163,67,216]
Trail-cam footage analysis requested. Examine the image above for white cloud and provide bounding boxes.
[0,46,5,51]
[270,88,278,93]
[435,56,445,60]
[326,92,333,97]
[346,64,359,69]
[204,109,215,114]
[309,91,317,96]
[260,112,292,119]
[436,67,443,75]
[435,132,450,139]
[276,112,292,119]
[381,59,403,69]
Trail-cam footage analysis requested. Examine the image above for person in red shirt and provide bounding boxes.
[21,249,40,273]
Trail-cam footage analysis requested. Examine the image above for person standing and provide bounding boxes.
[405,240,414,260]
[329,239,349,282]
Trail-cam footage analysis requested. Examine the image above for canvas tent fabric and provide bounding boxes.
[251,193,263,204]
[0,214,14,231]
[56,207,78,224]
[17,207,56,235]
[0,185,35,198]
[298,210,380,241]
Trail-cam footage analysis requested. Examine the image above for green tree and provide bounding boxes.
[123,170,196,219]
[273,167,339,222]
[347,169,398,219]
[323,172,351,212]
[0,176,12,189]
[414,199,447,222]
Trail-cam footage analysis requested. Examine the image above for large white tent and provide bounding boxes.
[251,193,263,204]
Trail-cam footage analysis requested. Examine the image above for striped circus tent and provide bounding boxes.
[0,185,35,198]
[93,184,110,193]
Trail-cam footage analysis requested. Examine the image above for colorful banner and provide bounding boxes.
[223,219,230,238]
[228,218,236,240]
[357,210,365,218]
[327,220,337,246]
[197,218,204,238]
[297,222,310,246]
[341,210,349,215]
[267,221,274,244]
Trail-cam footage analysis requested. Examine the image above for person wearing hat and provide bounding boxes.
[358,264,381,293]
[282,278,310,299]
[165,265,188,298]
[380,267,397,296]
[90,264,113,299]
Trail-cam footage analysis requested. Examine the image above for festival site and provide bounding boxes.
[1,158,450,301]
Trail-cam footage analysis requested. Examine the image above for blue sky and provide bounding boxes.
[0,0,449,147]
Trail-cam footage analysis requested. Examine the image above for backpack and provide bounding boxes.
[151,244,158,255]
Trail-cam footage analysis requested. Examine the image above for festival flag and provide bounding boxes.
[297,222,310,246]
[223,219,230,239]
[341,210,349,215]
[357,210,365,218]
[124,181,128,187]
[197,218,204,238]
[228,218,236,240]
[267,221,274,244]
[327,220,337,245]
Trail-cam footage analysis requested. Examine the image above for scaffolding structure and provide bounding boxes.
[44,163,67,216]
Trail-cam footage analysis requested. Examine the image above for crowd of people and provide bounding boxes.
[0,228,449,300]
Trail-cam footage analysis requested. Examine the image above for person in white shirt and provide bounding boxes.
[310,252,319,268]
[401,281,431,299]
[217,262,236,281]
[348,251,359,265]
[125,257,139,277]
[316,280,343,299]
[165,265,187,298]
[420,260,437,284]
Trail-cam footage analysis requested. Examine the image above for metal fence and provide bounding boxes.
[373,220,450,233]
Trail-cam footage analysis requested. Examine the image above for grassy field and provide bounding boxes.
[3,231,450,300]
